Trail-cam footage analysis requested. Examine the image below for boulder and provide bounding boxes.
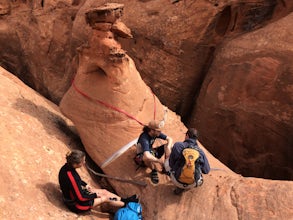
[192,12,293,180]
[0,66,108,219]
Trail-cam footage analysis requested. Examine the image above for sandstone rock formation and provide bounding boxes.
[60,3,186,182]
[192,12,293,180]
[58,3,293,220]
[1,0,293,181]
[117,0,293,118]
[1,63,293,219]
[0,0,78,103]
[0,66,108,220]
[1,0,292,115]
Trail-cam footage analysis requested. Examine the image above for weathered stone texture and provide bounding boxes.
[192,12,293,180]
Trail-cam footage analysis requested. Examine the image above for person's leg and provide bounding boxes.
[163,158,171,175]
[155,144,172,161]
[142,157,159,184]
[163,143,172,159]
[142,158,156,170]
[92,189,124,207]
[66,203,91,213]
[92,189,138,207]
[155,145,165,159]
[142,150,162,184]
[155,145,170,174]
[66,200,94,213]
[150,169,159,184]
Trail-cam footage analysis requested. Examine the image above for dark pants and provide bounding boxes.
[64,197,94,213]
[152,145,165,158]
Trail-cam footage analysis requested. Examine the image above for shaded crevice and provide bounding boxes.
[230,185,242,220]
[215,5,231,36]
[279,0,286,7]
[72,0,81,6]
[240,1,277,32]
[183,46,216,123]
[230,11,238,32]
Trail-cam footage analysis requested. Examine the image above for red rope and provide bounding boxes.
[71,80,156,126]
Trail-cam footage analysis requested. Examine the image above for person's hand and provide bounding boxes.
[85,185,92,192]
[156,159,164,167]
[155,158,163,165]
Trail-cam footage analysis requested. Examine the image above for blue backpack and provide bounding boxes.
[114,202,143,220]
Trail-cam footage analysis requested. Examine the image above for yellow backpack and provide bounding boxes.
[178,148,200,184]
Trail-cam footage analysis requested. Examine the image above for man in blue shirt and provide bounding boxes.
[136,120,173,184]
[165,128,210,194]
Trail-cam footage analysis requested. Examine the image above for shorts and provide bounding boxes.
[136,145,165,165]
[152,144,165,158]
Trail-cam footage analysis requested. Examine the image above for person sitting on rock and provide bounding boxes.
[164,128,210,195]
[58,149,138,213]
[136,120,173,184]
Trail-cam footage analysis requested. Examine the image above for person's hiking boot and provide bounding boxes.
[197,176,203,187]
[173,187,185,195]
[151,169,159,184]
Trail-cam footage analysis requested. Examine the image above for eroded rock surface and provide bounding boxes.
[60,3,186,176]
[59,4,293,220]
[116,0,293,118]
[1,63,293,219]
[0,66,108,220]
[192,12,293,180]
[1,0,293,180]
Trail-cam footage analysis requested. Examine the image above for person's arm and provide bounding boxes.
[67,171,97,201]
[166,136,173,144]
[198,150,210,174]
[158,132,173,158]
[139,136,163,164]
[81,180,87,186]
[143,151,164,165]
[169,142,183,170]
[165,136,173,158]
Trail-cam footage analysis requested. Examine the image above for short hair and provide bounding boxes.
[148,120,164,131]
[66,150,85,166]
[143,125,150,133]
[186,128,198,139]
